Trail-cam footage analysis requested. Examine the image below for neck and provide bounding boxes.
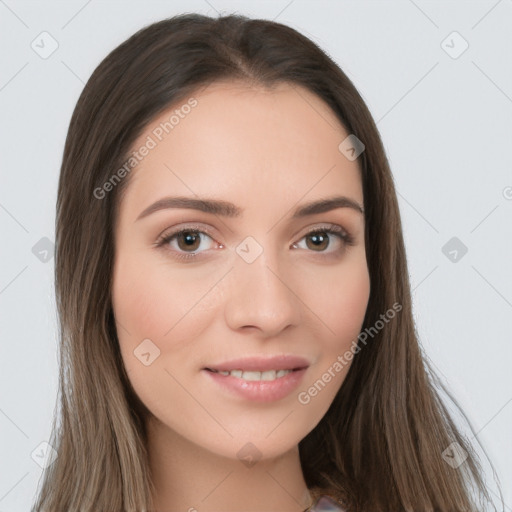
[146,415,314,512]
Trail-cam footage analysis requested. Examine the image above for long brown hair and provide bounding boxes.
[32,13,503,512]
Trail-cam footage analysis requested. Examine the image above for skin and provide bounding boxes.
[111,80,370,512]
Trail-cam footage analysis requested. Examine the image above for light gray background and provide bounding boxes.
[1,1,511,511]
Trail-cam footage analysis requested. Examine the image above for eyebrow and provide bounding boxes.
[136,195,364,222]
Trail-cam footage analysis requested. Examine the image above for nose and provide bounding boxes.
[224,247,302,337]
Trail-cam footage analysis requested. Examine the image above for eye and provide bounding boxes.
[291,225,354,254]
[155,223,355,262]
[155,225,222,261]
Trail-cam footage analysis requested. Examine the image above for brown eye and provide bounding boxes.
[176,231,202,252]
[156,227,219,261]
[291,226,354,256]
[305,231,329,251]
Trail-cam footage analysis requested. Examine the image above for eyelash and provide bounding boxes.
[154,224,355,262]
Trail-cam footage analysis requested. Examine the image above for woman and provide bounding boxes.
[32,13,502,512]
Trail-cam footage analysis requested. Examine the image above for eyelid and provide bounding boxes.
[295,222,348,239]
[155,222,219,245]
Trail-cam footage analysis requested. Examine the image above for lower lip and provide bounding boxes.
[202,368,308,402]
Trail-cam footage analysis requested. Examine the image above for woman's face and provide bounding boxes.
[112,81,370,460]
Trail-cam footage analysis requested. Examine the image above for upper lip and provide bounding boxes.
[203,355,310,372]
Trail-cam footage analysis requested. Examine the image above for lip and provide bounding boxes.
[202,354,310,372]
[202,367,308,402]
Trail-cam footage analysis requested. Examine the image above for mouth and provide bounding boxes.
[203,367,306,381]
[201,354,310,387]
[201,362,309,402]
[202,354,310,374]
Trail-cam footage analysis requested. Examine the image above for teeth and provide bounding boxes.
[215,369,293,380]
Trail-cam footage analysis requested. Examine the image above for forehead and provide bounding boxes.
[119,80,363,221]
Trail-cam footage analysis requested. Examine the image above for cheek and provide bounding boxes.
[299,257,369,381]
[111,257,222,426]
[300,257,370,345]
[332,264,370,340]
[111,255,219,372]
[294,262,369,415]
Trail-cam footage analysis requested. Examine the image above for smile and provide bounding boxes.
[206,368,296,380]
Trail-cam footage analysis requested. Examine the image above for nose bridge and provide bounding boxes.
[224,235,301,334]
